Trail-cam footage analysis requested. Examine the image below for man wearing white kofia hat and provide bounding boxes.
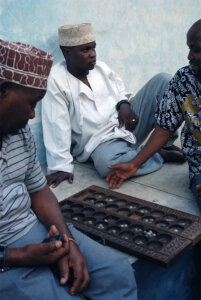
[0,39,137,300]
[42,23,185,189]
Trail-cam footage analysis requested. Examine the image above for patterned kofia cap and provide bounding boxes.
[58,23,95,47]
[0,40,53,90]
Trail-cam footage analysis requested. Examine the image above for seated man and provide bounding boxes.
[42,23,185,188]
[0,40,137,299]
[106,19,201,211]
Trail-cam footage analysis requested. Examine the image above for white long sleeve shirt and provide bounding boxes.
[42,60,136,174]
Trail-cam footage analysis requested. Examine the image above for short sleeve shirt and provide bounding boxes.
[0,126,47,245]
[156,66,201,182]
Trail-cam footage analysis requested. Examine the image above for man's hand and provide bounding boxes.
[6,234,69,269]
[118,103,138,132]
[45,225,90,295]
[106,162,138,189]
[67,242,90,296]
[46,171,74,188]
[30,186,90,294]
[45,225,70,285]
[22,238,69,266]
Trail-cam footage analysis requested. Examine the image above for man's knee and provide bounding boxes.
[153,72,171,82]
[106,254,136,287]
[93,160,110,177]
[92,151,113,178]
[149,72,171,104]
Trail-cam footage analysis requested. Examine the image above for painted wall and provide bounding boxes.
[0,0,201,163]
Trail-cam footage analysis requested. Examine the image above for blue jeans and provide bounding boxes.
[190,174,201,210]
[0,221,137,300]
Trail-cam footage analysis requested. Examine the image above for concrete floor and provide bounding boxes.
[50,159,200,217]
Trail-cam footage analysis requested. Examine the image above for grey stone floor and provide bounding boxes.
[50,159,200,217]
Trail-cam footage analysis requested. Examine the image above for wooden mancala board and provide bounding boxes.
[59,185,201,267]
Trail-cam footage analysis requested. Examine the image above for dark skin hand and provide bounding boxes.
[106,126,173,189]
[118,103,138,132]
[30,185,90,295]
[106,162,138,189]
[46,225,90,292]
[46,171,74,188]
[5,227,69,267]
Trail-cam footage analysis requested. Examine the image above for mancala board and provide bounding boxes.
[60,185,201,267]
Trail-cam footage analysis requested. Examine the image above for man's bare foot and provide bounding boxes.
[158,146,186,163]
[163,145,183,152]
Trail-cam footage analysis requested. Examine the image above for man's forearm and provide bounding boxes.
[130,126,173,168]
[30,185,73,238]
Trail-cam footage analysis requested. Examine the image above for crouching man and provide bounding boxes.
[106,19,201,212]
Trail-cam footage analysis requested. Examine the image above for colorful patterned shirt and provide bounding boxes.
[156,65,201,183]
[0,125,46,245]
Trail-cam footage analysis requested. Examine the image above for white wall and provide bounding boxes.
[0,0,200,162]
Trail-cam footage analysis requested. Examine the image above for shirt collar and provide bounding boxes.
[0,136,9,159]
[66,67,95,101]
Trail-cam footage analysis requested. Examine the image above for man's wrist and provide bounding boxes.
[116,100,130,111]
[0,246,6,271]
[0,246,9,272]
[68,238,78,247]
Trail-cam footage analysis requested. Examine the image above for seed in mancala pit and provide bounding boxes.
[95,201,106,207]
[142,216,155,223]
[107,226,120,235]
[133,236,148,245]
[119,231,134,240]
[83,218,96,225]
[72,213,84,221]
[177,219,192,227]
[164,215,177,222]
[105,197,115,202]
[84,197,96,204]
[117,220,130,228]
[130,225,144,233]
[138,207,150,214]
[143,230,156,238]
[170,225,184,233]
[127,202,139,210]
[155,221,169,228]
[104,216,119,223]
[94,193,105,200]
[95,222,107,230]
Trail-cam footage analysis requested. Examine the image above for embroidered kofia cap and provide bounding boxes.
[58,23,95,47]
[0,40,53,90]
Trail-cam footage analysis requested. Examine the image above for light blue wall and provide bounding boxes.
[0,0,201,163]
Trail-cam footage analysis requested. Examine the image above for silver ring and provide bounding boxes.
[132,119,136,123]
